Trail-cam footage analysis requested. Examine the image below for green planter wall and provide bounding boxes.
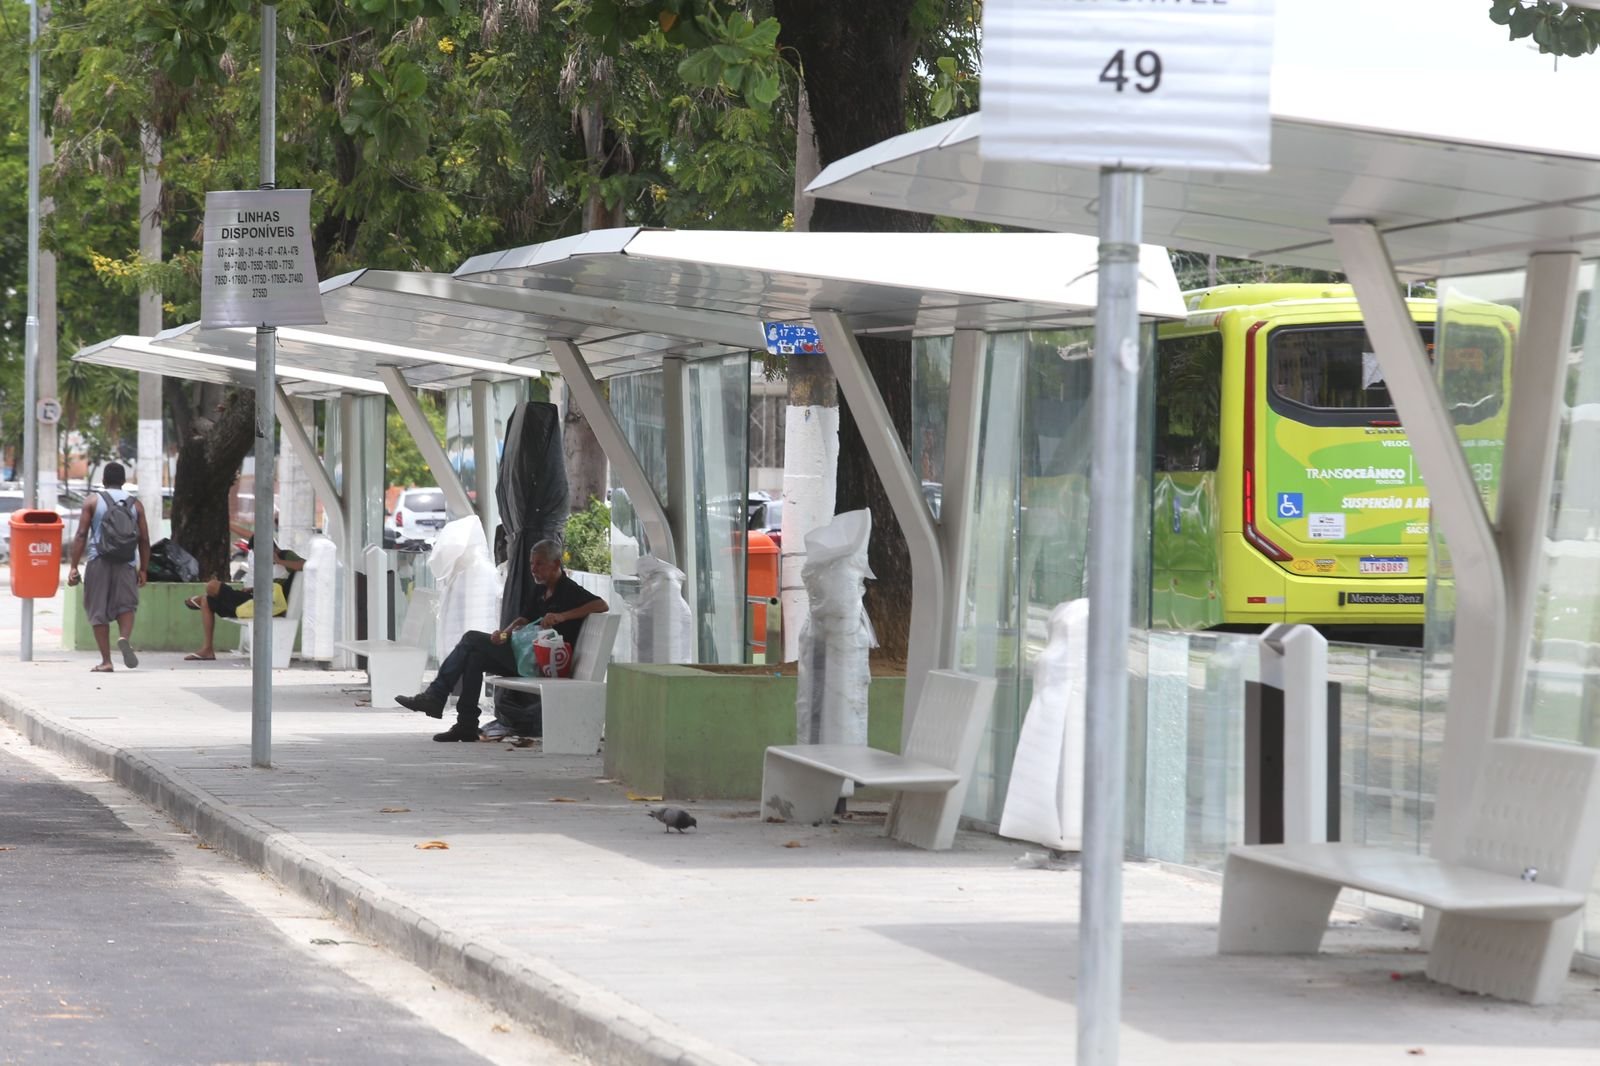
[62,582,240,653]
[604,664,905,801]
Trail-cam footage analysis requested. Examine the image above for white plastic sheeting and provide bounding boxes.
[795,509,875,748]
[430,517,501,661]
[998,598,1088,852]
[632,555,694,663]
[297,535,339,662]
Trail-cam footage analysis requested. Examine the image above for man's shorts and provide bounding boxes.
[83,557,140,625]
[209,582,287,619]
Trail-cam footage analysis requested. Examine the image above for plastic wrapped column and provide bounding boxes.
[430,516,501,660]
[998,598,1088,852]
[297,535,339,661]
[795,509,875,748]
[631,555,694,663]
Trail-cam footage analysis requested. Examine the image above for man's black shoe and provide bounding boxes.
[397,691,446,719]
[432,726,479,742]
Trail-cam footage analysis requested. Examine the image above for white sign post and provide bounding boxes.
[982,3,1274,1064]
[200,188,324,329]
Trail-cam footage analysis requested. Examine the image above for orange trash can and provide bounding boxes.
[746,530,779,654]
[10,510,63,598]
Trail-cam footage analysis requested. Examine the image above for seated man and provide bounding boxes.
[183,544,305,661]
[398,538,609,742]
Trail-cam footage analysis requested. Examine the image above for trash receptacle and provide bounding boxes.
[10,510,63,598]
[747,530,779,655]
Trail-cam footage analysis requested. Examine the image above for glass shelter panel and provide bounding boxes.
[687,354,751,664]
[922,326,1153,826]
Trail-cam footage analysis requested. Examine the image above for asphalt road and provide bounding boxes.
[0,738,576,1066]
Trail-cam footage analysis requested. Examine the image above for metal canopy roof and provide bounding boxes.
[806,112,1600,281]
[76,229,1185,389]
[72,333,385,397]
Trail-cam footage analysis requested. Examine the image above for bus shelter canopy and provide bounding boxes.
[74,228,1185,387]
[806,112,1600,281]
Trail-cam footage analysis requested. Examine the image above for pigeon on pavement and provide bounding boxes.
[650,807,698,833]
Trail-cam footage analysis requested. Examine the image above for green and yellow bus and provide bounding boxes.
[1151,283,1511,640]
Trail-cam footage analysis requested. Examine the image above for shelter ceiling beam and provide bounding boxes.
[813,308,944,738]
[546,337,678,567]
[377,366,476,521]
[1332,220,1506,866]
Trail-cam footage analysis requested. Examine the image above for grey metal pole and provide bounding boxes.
[1078,166,1143,1066]
[21,0,41,662]
[251,3,278,768]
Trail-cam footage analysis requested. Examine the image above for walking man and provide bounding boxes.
[66,462,152,673]
[398,539,608,741]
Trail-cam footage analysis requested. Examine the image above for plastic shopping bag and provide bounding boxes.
[512,627,572,678]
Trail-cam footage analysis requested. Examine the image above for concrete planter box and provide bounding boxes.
[604,663,905,801]
[62,582,240,654]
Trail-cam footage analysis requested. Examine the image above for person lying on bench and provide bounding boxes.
[183,543,304,661]
[398,539,608,742]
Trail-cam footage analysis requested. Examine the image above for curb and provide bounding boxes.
[0,694,755,1066]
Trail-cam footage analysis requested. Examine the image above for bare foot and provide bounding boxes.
[184,652,216,661]
[91,663,114,673]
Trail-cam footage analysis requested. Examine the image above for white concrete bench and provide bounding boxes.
[224,567,307,670]
[761,670,997,851]
[334,588,439,709]
[1219,737,1600,1003]
[482,612,621,755]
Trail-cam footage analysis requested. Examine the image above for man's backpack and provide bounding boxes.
[95,491,140,564]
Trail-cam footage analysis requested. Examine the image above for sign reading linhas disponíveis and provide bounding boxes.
[200,189,325,329]
[981,0,1275,172]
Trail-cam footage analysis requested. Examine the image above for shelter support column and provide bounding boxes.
[1493,252,1580,737]
[546,337,678,566]
[1331,221,1506,864]
[275,385,345,548]
[813,309,945,733]
[663,357,698,633]
[471,378,496,539]
[378,367,473,521]
[939,329,987,669]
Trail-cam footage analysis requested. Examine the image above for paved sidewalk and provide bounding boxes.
[3,641,1600,1064]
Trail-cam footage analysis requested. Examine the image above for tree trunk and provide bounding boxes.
[170,388,256,581]
[774,0,928,662]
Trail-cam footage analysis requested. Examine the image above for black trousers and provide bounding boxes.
[426,630,518,728]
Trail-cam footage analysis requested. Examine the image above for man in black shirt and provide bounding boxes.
[397,539,608,742]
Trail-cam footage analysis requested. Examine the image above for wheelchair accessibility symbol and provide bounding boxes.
[1276,493,1304,520]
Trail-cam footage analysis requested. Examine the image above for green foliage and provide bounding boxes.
[1490,0,1600,57]
[385,398,447,489]
[563,495,612,574]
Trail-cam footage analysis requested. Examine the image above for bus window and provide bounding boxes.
[1438,322,1507,425]
[1267,325,1398,417]
[1155,332,1222,471]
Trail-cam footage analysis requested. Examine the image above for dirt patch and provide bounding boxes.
[690,658,908,678]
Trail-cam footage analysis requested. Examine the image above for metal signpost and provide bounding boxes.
[21,0,41,663]
[197,4,324,767]
[981,2,1275,1061]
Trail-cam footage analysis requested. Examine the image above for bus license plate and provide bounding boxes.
[1358,556,1409,574]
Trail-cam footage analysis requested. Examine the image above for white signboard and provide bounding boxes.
[982,0,1275,171]
[200,189,325,329]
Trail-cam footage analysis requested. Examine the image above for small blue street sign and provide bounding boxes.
[761,322,825,356]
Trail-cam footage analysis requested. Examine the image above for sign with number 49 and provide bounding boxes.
[982,0,1275,172]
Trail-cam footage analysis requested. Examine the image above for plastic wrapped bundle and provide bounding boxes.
[796,509,875,748]
[430,517,501,660]
[297,535,339,662]
[631,555,694,663]
[497,401,568,628]
[998,598,1088,852]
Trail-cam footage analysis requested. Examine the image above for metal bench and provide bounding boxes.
[482,612,621,754]
[761,670,997,851]
[1219,737,1600,1003]
[334,587,439,709]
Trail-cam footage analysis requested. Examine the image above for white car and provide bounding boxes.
[0,490,24,561]
[386,487,448,544]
